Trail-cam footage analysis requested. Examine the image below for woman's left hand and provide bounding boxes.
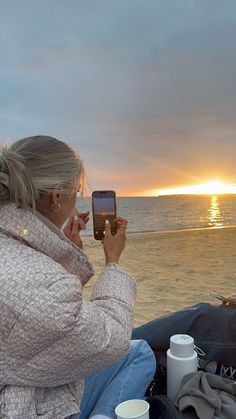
[63,209,89,249]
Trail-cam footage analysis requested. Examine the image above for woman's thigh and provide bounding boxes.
[71,339,156,419]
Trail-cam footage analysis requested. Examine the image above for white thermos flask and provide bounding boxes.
[167,334,198,401]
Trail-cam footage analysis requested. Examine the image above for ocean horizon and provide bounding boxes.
[77,194,236,237]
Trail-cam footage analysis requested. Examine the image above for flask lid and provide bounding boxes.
[170,334,194,357]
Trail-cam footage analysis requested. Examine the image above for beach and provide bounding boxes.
[82,226,236,327]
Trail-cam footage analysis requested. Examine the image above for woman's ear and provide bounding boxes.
[50,188,61,206]
[48,189,62,215]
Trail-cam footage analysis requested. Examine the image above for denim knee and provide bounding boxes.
[131,339,157,379]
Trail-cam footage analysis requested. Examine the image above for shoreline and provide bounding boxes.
[83,226,236,327]
[124,224,236,236]
[81,224,236,239]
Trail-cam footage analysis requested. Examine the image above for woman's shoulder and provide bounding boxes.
[0,231,81,307]
[0,229,68,272]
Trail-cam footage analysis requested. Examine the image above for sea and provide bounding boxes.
[76,195,236,237]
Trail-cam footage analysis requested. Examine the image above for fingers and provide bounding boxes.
[116,217,128,226]
[104,219,112,237]
[72,215,87,232]
[225,293,236,301]
[72,208,89,223]
[78,211,89,224]
[116,217,128,236]
[104,219,127,238]
[63,215,74,234]
[222,296,236,306]
[78,217,86,230]
[72,215,79,235]
[102,218,127,264]
[83,216,89,225]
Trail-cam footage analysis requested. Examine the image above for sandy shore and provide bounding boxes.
[82,227,236,327]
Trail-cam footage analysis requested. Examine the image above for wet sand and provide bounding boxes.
[82,227,236,327]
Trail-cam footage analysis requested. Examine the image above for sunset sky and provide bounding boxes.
[1,0,236,196]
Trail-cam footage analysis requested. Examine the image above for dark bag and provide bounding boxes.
[147,395,183,419]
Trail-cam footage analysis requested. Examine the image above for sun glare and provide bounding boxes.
[153,181,236,196]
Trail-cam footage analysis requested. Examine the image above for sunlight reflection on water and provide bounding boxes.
[208,195,224,227]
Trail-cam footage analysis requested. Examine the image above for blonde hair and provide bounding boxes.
[0,135,85,210]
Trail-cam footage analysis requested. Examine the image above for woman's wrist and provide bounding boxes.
[105,256,119,264]
[105,260,119,268]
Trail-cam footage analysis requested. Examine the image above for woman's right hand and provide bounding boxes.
[103,218,128,265]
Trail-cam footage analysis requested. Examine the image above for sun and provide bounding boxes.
[151,180,236,196]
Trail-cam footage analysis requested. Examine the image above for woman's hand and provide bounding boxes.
[63,209,89,249]
[103,217,128,265]
[222,293,236,307]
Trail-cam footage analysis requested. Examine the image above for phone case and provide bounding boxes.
[92,191,116,240]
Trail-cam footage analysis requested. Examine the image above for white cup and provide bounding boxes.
[115,399,150,419]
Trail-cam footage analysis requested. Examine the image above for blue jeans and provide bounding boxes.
[132,303,236,366]
[68,339,156,419]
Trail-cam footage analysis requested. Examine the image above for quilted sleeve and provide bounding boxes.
[5,265,136,387]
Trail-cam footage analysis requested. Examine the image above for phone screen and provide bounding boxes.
[92,191,116,240]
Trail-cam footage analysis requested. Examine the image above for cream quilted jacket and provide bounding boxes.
[0,203,136,419]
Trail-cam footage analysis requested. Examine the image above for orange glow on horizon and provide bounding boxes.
[147,180,236,196]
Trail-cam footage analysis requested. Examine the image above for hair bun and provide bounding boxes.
[0,147,36,208]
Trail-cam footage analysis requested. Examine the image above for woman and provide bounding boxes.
[0,135,156,419]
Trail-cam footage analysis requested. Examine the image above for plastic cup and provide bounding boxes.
[115,399,150,419]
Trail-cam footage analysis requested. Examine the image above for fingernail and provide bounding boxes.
[103,230,105,235]
[74,215,79,221]
[105,219,109,224]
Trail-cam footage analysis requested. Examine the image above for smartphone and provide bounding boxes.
[92,190,117,240]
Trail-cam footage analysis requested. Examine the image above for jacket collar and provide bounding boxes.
[0,202,94,284]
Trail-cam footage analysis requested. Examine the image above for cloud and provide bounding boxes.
[1,0,236,193]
